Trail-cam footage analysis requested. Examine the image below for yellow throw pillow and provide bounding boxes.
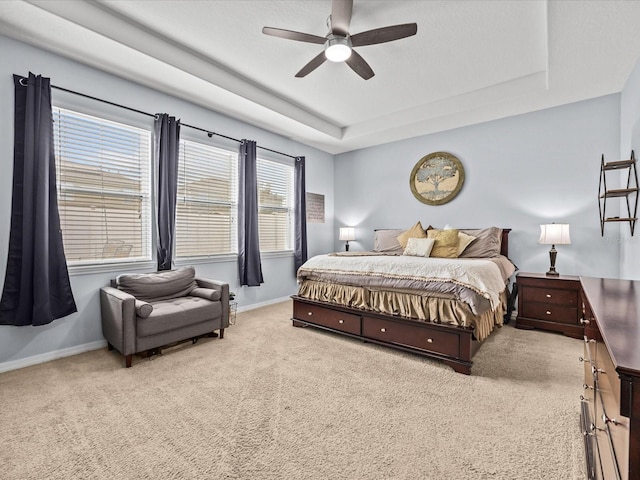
[397,221,427,249]
[427,229,460,258]
[457,232,477,256]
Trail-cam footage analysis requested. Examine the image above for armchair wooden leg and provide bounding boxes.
[219,328,224,339]
[107,343,114,351]
[125,354,132,368]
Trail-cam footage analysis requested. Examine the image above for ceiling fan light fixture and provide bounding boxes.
[325,35,352,62]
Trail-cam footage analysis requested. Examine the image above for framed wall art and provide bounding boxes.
[409,151,465,205]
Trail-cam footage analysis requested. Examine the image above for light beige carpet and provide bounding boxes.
[1,300,586,480]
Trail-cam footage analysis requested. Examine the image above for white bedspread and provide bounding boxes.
[298,254,507,310]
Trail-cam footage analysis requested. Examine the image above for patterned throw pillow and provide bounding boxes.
[403,237,436,257]
[427,229,460,258]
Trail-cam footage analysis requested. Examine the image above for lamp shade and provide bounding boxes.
[538,224,571,245]
[339,227,356,241]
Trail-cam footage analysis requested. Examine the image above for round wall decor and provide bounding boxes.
[409,152,465,205]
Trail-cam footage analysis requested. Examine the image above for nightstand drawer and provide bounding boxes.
[293,302,361,335]
[521,302,578,325]
[523,286,577,306]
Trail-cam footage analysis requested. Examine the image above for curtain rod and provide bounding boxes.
[17,76,299,160]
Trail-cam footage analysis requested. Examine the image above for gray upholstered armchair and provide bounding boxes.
[100,266,229,367]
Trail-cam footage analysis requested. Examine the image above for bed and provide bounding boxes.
[291,226,515,374]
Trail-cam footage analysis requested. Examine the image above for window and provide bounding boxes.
[175,140,238,257]
[257,157,294,252]
[53,107,152,265]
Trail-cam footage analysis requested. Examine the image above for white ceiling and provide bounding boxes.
[1,0,640,154]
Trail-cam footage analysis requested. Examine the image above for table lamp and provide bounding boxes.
[538,223,571,276]
[339,227,356,251]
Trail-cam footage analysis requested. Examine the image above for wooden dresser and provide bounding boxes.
[580,277,640,480]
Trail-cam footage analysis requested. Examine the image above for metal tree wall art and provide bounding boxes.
[409,152,465,205]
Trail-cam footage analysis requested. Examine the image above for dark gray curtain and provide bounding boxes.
[0,73,77,326]
[154,114,180,271]
[238,140,263,286]
[294,156,308,273]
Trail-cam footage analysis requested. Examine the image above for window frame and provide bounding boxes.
[174,137,239,260]
[256,155,295,254]
[52,106,154,273]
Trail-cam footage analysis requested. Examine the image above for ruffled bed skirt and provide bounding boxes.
[297,280,507,342]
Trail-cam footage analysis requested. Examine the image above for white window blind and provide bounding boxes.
[257,158,294,252]
[176,140,238,257]
[53,107,152,265]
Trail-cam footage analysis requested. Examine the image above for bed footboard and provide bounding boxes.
[291,296,479,375]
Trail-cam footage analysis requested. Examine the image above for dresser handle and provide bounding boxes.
[580,318,590,325]
[579,356,584,363]
[591,365,605,375]
[380,328,386,333]
[338,319,344,324]
[583,384,593,390]
[427,338,433,343]
[589,422,604,433]
[308,312,313,316]
[602,413,619,426]
[546,294,552,298]
[546,310,552,315]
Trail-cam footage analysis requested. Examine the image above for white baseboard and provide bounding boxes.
[0,298,292,374]
[0,340,107,374]
[236,296,291,313]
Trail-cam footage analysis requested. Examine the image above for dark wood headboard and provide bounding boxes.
[501,228,511,258]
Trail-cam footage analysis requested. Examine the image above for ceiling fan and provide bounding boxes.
[262,0,417,80]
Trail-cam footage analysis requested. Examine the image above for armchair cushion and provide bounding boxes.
[137,297,222,337]
[116,266,197,302]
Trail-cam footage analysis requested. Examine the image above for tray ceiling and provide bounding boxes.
[1,1,640,154]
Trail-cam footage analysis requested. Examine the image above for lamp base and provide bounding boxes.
[345,242,350,252]
[546,245,559,277]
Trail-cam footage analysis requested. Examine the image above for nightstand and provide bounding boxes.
[515,272,583,338]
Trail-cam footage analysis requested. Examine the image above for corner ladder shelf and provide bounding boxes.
[598,150,639,236]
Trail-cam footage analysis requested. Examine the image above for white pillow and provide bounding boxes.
[403,237,435,257]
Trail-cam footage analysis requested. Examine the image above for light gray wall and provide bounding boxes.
[0,35,335,370]
[334,95,622,279]
[620,56,640,280]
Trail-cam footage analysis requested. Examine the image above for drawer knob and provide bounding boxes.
[580,318,590,325]
[308,312,313,316]
[427,338,433,343]
[583,383,593,390]
[591,365,605,375]
[380,328,386,333]
[545,310,552,315]
[546,294,552,298]
[338,319,344,324]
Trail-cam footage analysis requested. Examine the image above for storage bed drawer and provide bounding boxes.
[293,302,361,335]
[362,316,460,358]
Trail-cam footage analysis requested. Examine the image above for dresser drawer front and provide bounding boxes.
[521,302,578,325]
[596,343,629,479]
[523,286,577,306]
[293,302,361,335]
[362,316,460,358]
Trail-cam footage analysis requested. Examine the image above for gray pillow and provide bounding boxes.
[458,227,503,258]
[116,266,197,302]
[134,300,153,318]
[373,229,404,253]
[190,287,221,302]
